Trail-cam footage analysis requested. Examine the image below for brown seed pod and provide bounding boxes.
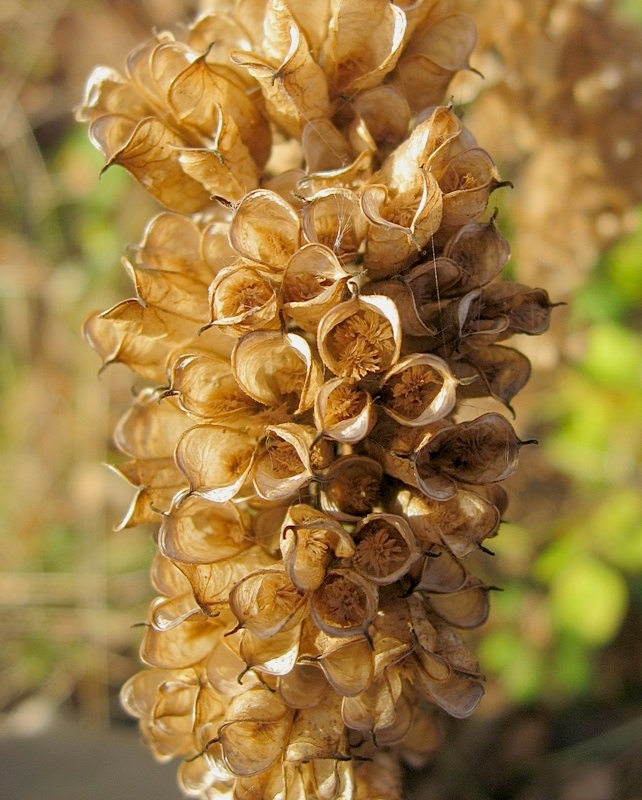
[319,455,384,521]
[232,330,324,414]
[379,353,458,426]
[352,513,421,585]
[317,295,402,381]
[310,570,379,638]
[314,377,375,444]
[281,504,355,592]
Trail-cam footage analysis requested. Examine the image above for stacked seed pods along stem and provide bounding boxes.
[78,2,552,798]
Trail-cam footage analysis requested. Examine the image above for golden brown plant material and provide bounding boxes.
[79,1,551,797]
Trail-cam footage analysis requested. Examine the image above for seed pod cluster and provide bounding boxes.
[79,2,551,798]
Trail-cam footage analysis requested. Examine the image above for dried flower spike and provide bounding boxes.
[79,2,552,798]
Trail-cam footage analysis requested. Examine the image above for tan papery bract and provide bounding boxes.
[230,189,301,270]
[253,423,329,501]
[167,57,271,167]
[361,172,443,278]
[323,0,407,94]
[428,580,491,629]
[140,616,219,669]
[232,330,324,414]
[313,377,375,444]
[442,217,511,295]
[159,493,250,564]
[175,424,258,502]
[168,353,261,426]
[278,663,329,709]
[282,244,351,333]
[392,13,477,112]
[318,455,383,521]
[452,344,532,408]
[217,688,293,777]
[113,457,185,529]
[285,692,349,763]
[380,353,458,426]
[375,105,463,189]
[350,86,411,158]
[413,657,484,719]
[297,149,374,196]
[238,623,303,676]
[179,549,272,616]
[438,147,503,232]
[310,570,378,639]
[352,513,420,585]
[231,32,329,138]
[317,295,402,380]
[414,412,521,487]
[103,117,214,213]
[312,633,375,697]
[301,189,369,263]
[114,390,191,459]
[302,120,353,173]
[229,567,306,639]
[207,262,280,337]
[281,504,355,592]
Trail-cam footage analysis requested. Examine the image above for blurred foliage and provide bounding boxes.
[0,3,640,797]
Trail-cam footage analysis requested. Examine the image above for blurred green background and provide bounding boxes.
[0,1,640,798]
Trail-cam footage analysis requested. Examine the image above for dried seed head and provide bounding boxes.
[310,571,378,638]
[318,296,401,381]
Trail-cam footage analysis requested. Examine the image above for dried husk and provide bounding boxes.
[206,262,280,337]
[282,244,351,333]
[229,189,301,270]
[379,353,458,426]
[311,632,375,697]
[323,0,407,94]
[361,171,443,278]
[229,567,307,639]
[253,423,327,501]
[310,570,379,638]
[281,504,355,592]
[317,295,402,381]
[216,688,293,776]
[313,377,375,444]
[158,493,250,564]
[352,513,421,585]
[319,455,383,522]
[175,424,258,502]
[301,189,369,263]
[167,353,261,427]
[232,330,324,414]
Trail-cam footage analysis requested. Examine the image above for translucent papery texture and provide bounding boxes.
[80,2,552,798]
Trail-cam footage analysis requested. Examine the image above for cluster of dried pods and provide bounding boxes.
[79,2,552,798]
